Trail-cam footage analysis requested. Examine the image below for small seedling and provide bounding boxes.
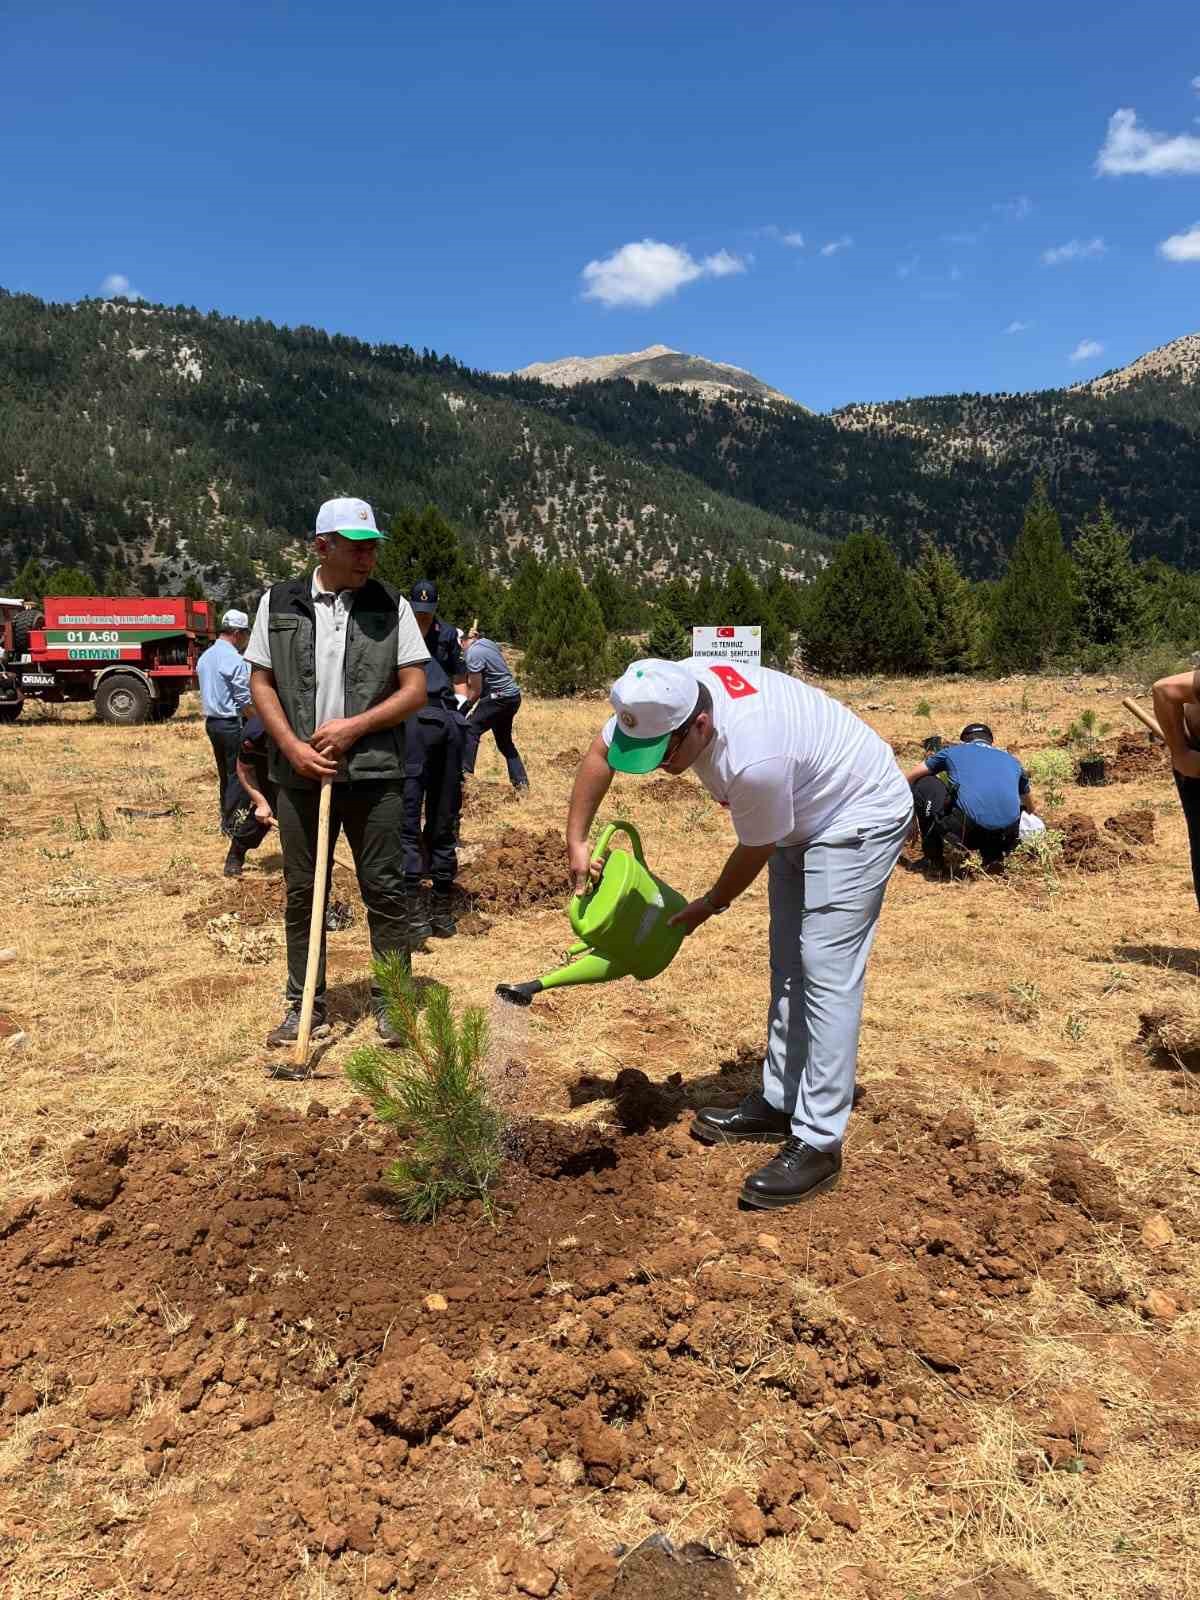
[1064,1013,1089,1043]
[1065,708,1112,751]
[1008,981,1042,1020]
[914,699,932,719]
[345,955,504,1223]
[1012,827,1066,888]
[1026,749,1073,811]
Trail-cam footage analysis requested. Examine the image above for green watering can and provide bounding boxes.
[496,821,689,1006]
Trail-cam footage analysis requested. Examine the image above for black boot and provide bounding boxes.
[740,1138,841,1209]
[406,889,432,944]
[223,842,247,878]
[691,1091,791,1145]
[430,892,456,938]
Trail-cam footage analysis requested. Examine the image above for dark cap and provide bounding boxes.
[960,722,994,745]
[410,578,438,614]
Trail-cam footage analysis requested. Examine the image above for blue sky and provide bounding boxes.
[4,0,1198,411]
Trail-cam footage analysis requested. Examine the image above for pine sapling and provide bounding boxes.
[345,954,503,1222]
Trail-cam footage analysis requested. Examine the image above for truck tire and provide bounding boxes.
[0,699,22,723]
[95,674,152,726]
[10,608,44,657]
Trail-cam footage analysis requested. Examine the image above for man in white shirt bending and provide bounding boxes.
[566,658,912,1208]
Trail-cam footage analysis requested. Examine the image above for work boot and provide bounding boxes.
[265,1006,330,1048]
[430,892,456,938]
[375,1010,403,1048]
[223,843,246,879]
[740,1138,842,1210]
[691,1091,791,1146]
[406,890,433,944]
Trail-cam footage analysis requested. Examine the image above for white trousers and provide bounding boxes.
[761,810,910,1152]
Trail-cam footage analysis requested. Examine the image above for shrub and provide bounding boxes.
[1026,749,1073,810]
[345,956,503,1222]
[645,610,690,661]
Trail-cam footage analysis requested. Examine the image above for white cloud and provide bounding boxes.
[1069,338,1105,363]
[1097,107,1200,176]
[1042,237,1107,265]
[993,195,1032,222]
[99,271,143,300]
[1159,222,1200,261]
[580,239,749,308]
[781,231,805,248]
[703,248,748,278]
[819,235,853,256]
[1192,75,1200,92]
[755,224,804,247]
[1004,319,1032,334]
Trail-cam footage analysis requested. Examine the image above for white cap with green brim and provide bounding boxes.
[314,496,387,542]
[608,659,700,774]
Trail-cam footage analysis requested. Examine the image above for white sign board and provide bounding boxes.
[691,625,761,666]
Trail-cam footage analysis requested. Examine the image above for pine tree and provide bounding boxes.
[523,566,608,696]
[587,565,636,631]
[800,533,925,674]
[764,568,806,631]
[498,553,544,647]
[45,565,97,597]
[989,483,1076,670]
[376,504,484,629]
[656,576,694,633]
[10,556,47,600]
[646,610,690,660]
[910,541,982,673]
[1072,503,1151,652]
[720,563,792,668]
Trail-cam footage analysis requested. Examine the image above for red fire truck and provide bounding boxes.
[0,595,215,724]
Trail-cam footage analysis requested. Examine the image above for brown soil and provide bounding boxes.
[551,746,585,772]
[1058,813,1125,872]
[183,865,358,929]
[610,1537,743,1599]
[1103,731,1168,783]
[0,1089,1102,1597]
[641,776,702,804]
[1138,1009,1200,1071]
[1104,807,1155,847]
[160,973,244,1008]
[456,828,566,916]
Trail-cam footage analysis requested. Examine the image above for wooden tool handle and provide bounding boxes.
[293,779,334,1067]
[1121,696,1164,741]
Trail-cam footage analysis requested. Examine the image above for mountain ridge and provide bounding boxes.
[502,343,799,407]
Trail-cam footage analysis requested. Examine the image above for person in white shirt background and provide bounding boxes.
[566,657,913,1208]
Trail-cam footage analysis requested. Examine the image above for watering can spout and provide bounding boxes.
[496,820,686,1006]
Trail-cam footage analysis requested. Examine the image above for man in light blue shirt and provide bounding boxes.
[197,609,264,877]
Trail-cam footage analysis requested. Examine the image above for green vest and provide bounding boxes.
[265,576,406,789]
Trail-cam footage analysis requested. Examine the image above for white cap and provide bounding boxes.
[608,659,700,773]
[314,496,386,541]
[222,608,249,630]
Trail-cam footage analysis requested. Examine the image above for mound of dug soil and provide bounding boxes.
[1059,813,1127,872]
[1104,807,1155,847]
[1104,732,1167,783]
[641,776,702,804]
[0,1090,1104,1597]
[1139,1008,1200,1072]
[550,746,585,772]
[457,827,565,915]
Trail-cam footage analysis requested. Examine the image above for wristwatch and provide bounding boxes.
[702,892,730,915]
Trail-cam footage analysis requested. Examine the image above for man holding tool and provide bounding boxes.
[462,629,529,792]
[246,496,428,1049]
[566,657,912,1209]
[1152,671,1200,909]
[404,580,468,939]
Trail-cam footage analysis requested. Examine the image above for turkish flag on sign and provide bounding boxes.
[716,626,735,638]
[709,664,758,699]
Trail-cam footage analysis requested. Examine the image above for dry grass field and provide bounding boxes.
[1,671,1199,1600]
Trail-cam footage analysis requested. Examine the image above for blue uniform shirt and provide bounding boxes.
[426,617,466,682]
[197,637,251,719]
[926,742,1030,830]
